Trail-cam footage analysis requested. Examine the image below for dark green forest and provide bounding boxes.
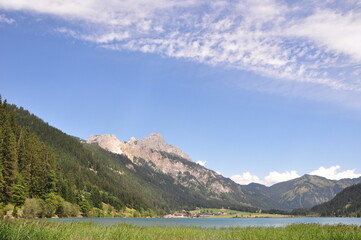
[0,97,68,217]
[311,183,361,217]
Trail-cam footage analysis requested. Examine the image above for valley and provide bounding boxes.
[1,99,360,219]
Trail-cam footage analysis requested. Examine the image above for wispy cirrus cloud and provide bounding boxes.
[231,165,361,186]
[1,0,361,100]
[0,13,14,24]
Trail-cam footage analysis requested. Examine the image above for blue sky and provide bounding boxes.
[1,0,361,185]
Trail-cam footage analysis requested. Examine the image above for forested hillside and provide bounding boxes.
[311,183,361,217]
[0,97,261,218]
[0,97,70,217]
[0,98,167,217]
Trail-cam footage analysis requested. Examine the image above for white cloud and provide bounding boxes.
[264,170,300,186]
[0,14,14,24]
[287,9,361,61]
[231,170,299,186]
[0,0,199,31]
[310,165,361,180]
[231,165,361,186]
[2,0,361,99]
[196,160,206,166]
[231,172,263,185]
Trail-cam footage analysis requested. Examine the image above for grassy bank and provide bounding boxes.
[1,220,361,240]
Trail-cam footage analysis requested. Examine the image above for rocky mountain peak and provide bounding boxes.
[87,133,234,196]
[87,133,191,162]
[138,133,191,161]
[147,133,164,140]
[137,133,166,148]
[87,134,123,155]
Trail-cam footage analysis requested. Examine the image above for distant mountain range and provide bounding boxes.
[4,100,361,213]
[245,175,361,210]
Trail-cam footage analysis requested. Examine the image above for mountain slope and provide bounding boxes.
[88,134,283,210]
[311,183,361,217]
[9,105,166,212]
[10,103,274,212]
[245,175,361,210]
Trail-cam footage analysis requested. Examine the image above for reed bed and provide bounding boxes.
[1,219,360,240]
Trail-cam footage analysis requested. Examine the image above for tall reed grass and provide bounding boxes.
[1,219,360,240]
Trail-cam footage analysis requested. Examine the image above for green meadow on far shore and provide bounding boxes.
[190,208,296,218]
[1,219,361,240]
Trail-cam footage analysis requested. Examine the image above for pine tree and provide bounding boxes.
[46,170,56,194]
[90,188,102,209]
[1,104,18,203]
[2,131,18,202]
[12,184,26,207]
[0,99,5,202]
[0,171,4,203]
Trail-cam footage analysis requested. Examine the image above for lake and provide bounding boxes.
[50,217,361,228]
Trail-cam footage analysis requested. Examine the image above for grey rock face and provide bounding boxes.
[87,134,123,155]
[87,133,233,195]
[122,133,191,162]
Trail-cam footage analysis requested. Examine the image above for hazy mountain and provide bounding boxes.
[245,174,361,210]
[311,183,361,217]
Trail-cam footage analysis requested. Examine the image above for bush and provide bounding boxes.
[58,202,79,217]
[89,207,104,217]
[45,193,64,217]
[23,199,42,218]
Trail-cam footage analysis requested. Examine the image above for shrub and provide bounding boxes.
[58,202,79,217]
[89,207,104,217]
[23,198,42,218]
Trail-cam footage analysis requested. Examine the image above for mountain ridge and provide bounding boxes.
[87,134,284,209]
[88,134,361,211]
[245,174,361,210]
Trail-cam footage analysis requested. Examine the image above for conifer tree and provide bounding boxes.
[0,99,5,202]
[1,103,18,203]
[12,184,26,207]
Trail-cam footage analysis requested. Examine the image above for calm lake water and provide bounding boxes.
[50,217,361,228]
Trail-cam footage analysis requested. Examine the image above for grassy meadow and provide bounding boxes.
[1,219,361,240]
[190,208,294,218]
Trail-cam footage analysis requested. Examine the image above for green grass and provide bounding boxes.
[191,208,254,216]
[1,219,361,240]
[190,208,294,218]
